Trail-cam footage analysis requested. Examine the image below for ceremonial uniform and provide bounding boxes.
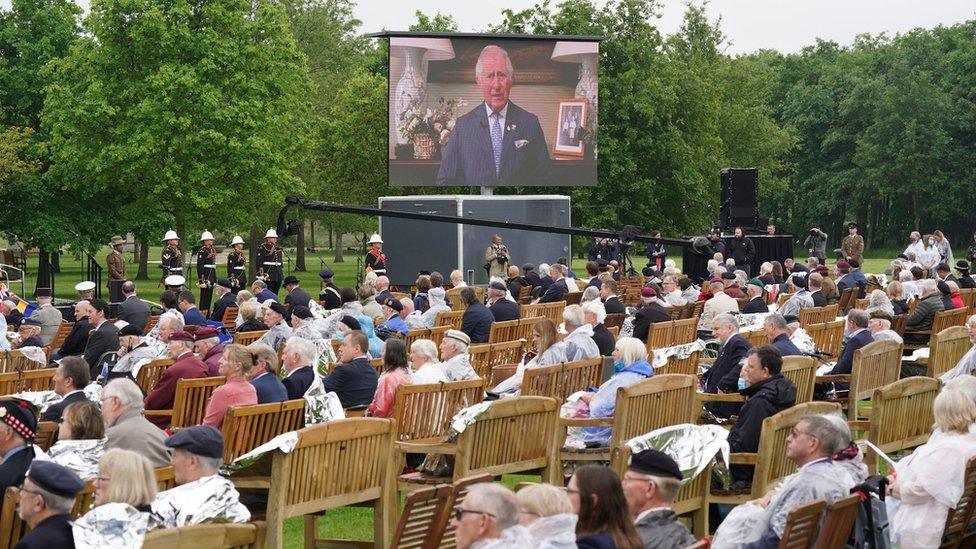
[256,242,284,295]
[106,236,127,303]
[366,248,386,275]
[841,223,865,265]
[196,244,217,311]
[227,249,246,293]
[160,245,183,282]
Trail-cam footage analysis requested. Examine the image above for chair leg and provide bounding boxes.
[266,506,285,549]
[691,505,708,538]
[304,514,317,549]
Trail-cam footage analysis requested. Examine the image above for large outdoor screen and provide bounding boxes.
[386,33,600,187]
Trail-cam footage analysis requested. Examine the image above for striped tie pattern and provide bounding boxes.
[490,112,502,175]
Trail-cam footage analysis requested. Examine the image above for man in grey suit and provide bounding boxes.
[28,288,62,346]
[622,449,696,549]
[436,45,551,187]
[101,378,170,468]
[117,281,150,331]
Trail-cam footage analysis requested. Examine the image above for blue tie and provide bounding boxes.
[490,112,502,175]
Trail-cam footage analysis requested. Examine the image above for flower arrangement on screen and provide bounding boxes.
[398,97,466,159]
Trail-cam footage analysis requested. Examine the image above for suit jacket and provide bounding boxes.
[83,321,120,377]
[285,287,312,309]
[105,409,171,468]
[14,513,73,549]
[591,323,615,356]
[828,329,874,375]
[322,358,378,408]
[634,509,696,549]
[251,372,288,404]
[118,296,150,331]
[461,302,494,343]
[0,447,33,509]
[632,303,672,343]
[602,296,625,314]
[57,317,90,356]
[538,278,569,303]
[436,101,551,187]
[209,292,237,323]
[255,289,279,303]
[810,290,827,307]
[40,390,87,423]
[489,299,520,322]
[182,307,207,326]
[282,366,316,400]
[30,304,63,346]
[144,352,208,428]
[742,296,769,314]
[703,334,752,418]
[771,333,802,357]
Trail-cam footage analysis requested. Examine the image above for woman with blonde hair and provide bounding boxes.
[517,484,577,548]
[48,400,106,478]
[820,276,840,305]
[934,230,955,266]
[72,448,157,543]
[491,319,567,394]
[886,280,909,315]
[887,388,976,547]
[203,343,257,428]
[578,337,653,446]
[236,300,268,333]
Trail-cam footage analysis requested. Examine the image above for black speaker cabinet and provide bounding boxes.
[720,168,758,230]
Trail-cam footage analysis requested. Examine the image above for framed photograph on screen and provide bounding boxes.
[553,98,588,158]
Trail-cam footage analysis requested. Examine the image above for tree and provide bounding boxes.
[0,126,38,187]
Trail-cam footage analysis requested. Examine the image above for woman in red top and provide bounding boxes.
[366,338,412,418]
[203,343,257,428]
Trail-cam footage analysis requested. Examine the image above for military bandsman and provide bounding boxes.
[256,228,284,295]
[160,229,183,283]
[196,230,217,311]
[227,235,247,293]
[365,233,386,276]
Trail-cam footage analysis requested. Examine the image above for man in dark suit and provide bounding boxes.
[583,302,615,356]
[177,290,207,326]
[702,313,752,418]
[41,357,90,423]
[742,281,769,314]
[521,264,542,289]
[460,287,494,343]
[282,275,312,310]
[83,299,120,379]
[631,287,671,343]
[436,45,551,187]
[248,344,288,404]
[51,301,90,361]
[2,300,23,329]
[538,263,570,304]
[827,309,874,376]
[208,279,237,323]
[117,281,151,332]
[762,314,802,357]
[0,399,37,510]
[809,273,828,307]
[281,337,319,400]
[487,281,520,322]
[599,279,626,314]
[14,460,85,548]
[322,331,378,408]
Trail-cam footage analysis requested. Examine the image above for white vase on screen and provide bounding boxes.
[391,38,455,146]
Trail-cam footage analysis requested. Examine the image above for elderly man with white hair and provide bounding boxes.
[537,263,571,304]
[421,287,451,328]
[281,336,318,400]
[257,301,293,351]
[583,301,614,356]
[867,310,904,345]
[400,297,426,330]
[452,483,533,548]
[562,305,600,362]
[28,288,62,345]
[439,330,478,381]
[101,378,171,468]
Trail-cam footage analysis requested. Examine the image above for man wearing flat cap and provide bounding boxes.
[439,330,478,381]
[318,268,342,309]
[0,399,38,509]
[257,301,293,352]
[375,296,409,341]
[144,330,208,428]
[208,278,237,324]
[15,461,84,548]
[150,426,250,529]
[622,449,695,549]
[282,275,311,311]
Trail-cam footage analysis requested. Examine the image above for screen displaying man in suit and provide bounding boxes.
[436,45,551,187]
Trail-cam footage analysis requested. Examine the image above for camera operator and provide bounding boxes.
[484,234,510,279]
[803,224,828,263]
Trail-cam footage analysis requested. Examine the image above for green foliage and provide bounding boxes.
[0,126,38,188]
[409,11,459,32]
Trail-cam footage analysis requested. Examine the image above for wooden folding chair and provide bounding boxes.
[488,319,520,344]
[815,339,902,421]
[780,499,826,549]
[220,307,239,330]
[853,376,938,474]
[941,456,976,549]
[0,368,54,395]
[926,326,971,378]
[438,474,495,549]
[805,320,845,359]
[233,330,267,346]
[522,358,604,402]
[390,485,453,549]
[814,494,860,549]
[434,310,465,330]
[799,304,839,328]
[50,321,74,350]
[782,355,817,404]
[135,358,173,395]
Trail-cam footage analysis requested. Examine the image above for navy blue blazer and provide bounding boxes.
[462,303,494,343]
[771,333,803,357]
[255,289,279,303]
[282,366,316,400]
[251,373,288,404]
[489,299,520,322]
[13,513,73,549]
[539,278,569,304]
[829,329,874,375]
[703,334,752,418]
[436,101,551,187]
[40,390,87,423]
[322,357,378,408]
[182,307,207,326]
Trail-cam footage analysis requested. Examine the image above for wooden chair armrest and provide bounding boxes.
[848,421,871,432]
[143,409,173,417]
[558,417,615,428]
[695,392,746,403]
[394,440,458,455]
[729,453,757,465]
[902,328,931,336]
[815,375,851,383]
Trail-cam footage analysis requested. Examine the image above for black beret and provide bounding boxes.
[489,281,507,292]
[383,297,403,312]
[119,324,144,337]
[216,278,234,289]
[720,272,736,280]
[339,315,361,331]
[22,317,43,327]
[521,263,534,271]
[166,425,224,458]
[848,259,861,269]
[628,449,683,481]
[292,305,313,320]
[282,275,300,286]
[318,268,334,279]
[791,274,808,289]
[28,461,84,498]
[268,302,288,316]
[0,399,37,441]
[848,222,858,229]
[642,267,655,277]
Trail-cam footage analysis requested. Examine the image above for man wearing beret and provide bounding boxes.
[282,275,311,311]
[150,426,250,529]
[108,324,156,381]
[0,399,38,509]
[144,330,208,428]
[208,279,237,323]
[15,318,45,349]
[487,281,519,322]
[289,306,321,341]
[193,326,224,376]
[15,461,84,548]
[318,268,342,309]
[622,449,696,549]
[257,301,293,352]
[375,296,409,341]
[743,279,769,314]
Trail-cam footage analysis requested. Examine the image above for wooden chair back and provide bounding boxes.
[806,320,845,358]
[928,325,971,379]
[34,421,58,452]
[780,500,826,549]
[607,326,619,340]
[136,358,173,395]
[776,292,795,307]
[51,321,74,350]
[0,368,54,395]
[143,521,267,549]
[145,315,160,334]
[932,308,971,334]
[428,325,450,347]
[838,287,857,313]
[517,286,532,304]
[781,356,817,404]
[222,399,306,463]
[891,314,907,336]
[960,288,976,312]
[603,313,627,330]
[565,291,583,306]
[220,307,239,330]
[402,328,431,349]
[520,301,566,324]
[742,329,768,348]
[390,485,453,549]
[799,304,839,328]
[434,310,465,330]
[645,318,697,352]
[665,305,684,320]
[467,344,492,379]
[0,350,44,374]
[660,349,701,376]
[265,418,397,548]
[439,474,495,549]
[751,402,842,498]
[171,376,226,428]
[487,339,525,369]
[488,319,520,344]
[233,330,267,346]
[610,375,698,448]
[847,339,902,420]
[942,456,976,549]
[392,379,486,443]
[864,376,939,473]
[522,358,604,402]
[814,494,860,549]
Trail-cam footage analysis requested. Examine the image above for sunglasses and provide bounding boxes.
[453,508,495,521]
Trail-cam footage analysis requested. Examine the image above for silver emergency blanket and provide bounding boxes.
[312,338,339,378]
[735,312,773,333]
[72,502,149,549]
[625,423,729,484]
[148,474,251,530]
[16,346,47,367]
[12,382,102,413]
[790,327,816,353]
[302,374,345,425]
[420,401,493,476]
[225,430,300,473]
[46,438,105,479]
[651,340,707,370]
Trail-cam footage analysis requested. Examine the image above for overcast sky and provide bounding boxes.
[2,0,973,54]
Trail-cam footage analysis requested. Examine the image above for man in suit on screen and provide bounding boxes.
[436,44,551,187]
